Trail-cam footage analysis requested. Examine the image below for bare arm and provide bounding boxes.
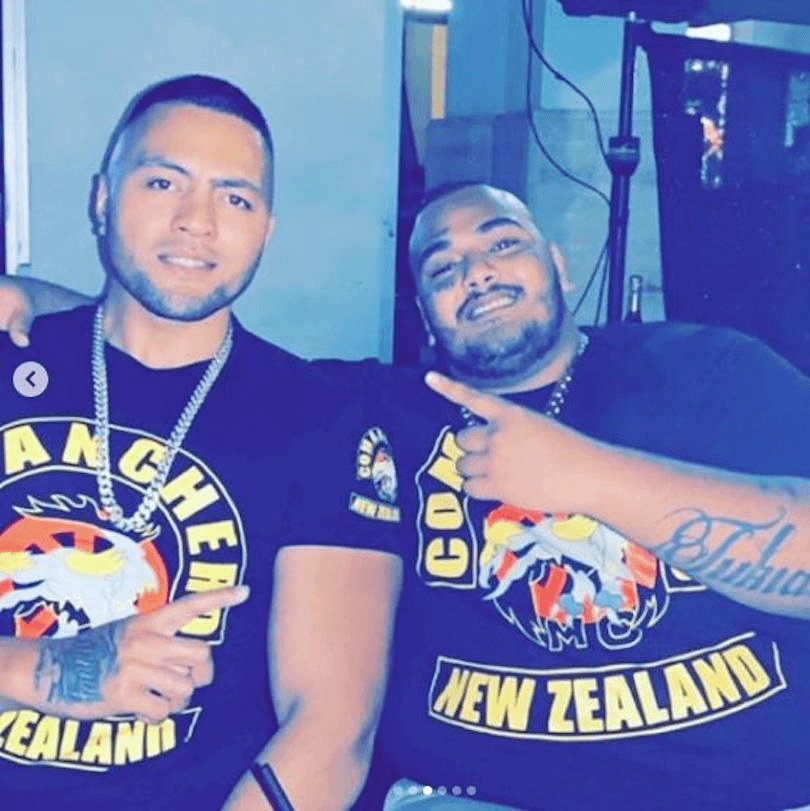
[426,372,810,620]
[0,275,95,347]
[222,546,402,811]
[0,587,248,721]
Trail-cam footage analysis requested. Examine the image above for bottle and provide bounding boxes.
[624,274,643,323]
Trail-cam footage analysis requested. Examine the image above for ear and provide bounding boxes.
[93,173,109,232]
[549,242,574,293]
[414,295,437,347]
[263,213,277,247]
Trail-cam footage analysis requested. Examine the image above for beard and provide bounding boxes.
[99,229,263,323]
[435,275,566,383]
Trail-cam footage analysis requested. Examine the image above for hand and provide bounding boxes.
[0,276,35,347]
[425,371,595,513]
[38,585,250,724]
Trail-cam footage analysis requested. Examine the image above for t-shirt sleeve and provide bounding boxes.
[279,366,405,557]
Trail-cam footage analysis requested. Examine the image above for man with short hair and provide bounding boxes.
[0,75,401,811]
[368,182,810,810]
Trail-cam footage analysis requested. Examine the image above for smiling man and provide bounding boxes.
[0,76,401,811]
[370,182,810,811]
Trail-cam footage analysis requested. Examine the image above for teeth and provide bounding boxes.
[163,256,210,268]
[470,295,514,318]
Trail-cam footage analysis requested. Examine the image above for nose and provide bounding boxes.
[462,251,497,290]
[173,189,216,238]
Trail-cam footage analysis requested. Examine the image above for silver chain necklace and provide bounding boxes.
[461,331,589,426]
[92,305,234,533]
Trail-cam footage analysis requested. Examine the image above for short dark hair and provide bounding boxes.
[103,74,275,208]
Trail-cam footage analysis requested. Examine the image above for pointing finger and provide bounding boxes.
[148,585,250,636]
[424,371,506,422]
[455,425,491,454]
[9,309,32,348]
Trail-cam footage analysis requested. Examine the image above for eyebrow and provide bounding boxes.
[132,154,263,197]
[416,216,528,271]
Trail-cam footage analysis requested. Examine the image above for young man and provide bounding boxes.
[369,183,810,810]
[0,76,401,811]
[6,184,810,809]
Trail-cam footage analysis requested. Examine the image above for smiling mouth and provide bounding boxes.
[463,291,521,321]
[159,254,216,270]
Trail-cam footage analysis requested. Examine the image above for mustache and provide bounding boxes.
[457,284,523,320]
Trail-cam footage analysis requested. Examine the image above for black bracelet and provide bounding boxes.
[250,762,295,811]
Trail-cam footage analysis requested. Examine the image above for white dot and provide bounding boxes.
[407,786,418,795]
[467,786,477,796]
[437,786,447,795]
[452,786,462,796]
[422,786,433,796]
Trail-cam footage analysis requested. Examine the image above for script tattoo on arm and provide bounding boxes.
[651,507,810,608]
[34,622,123,705]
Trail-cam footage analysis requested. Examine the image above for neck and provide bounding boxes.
[101,287,231,369]
[451,316,581,395]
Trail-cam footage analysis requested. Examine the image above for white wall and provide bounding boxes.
[24,0,402,360]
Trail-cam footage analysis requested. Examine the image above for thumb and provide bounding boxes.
[9,309,32,348]
[147,585,250,635]
[424,371,506,423]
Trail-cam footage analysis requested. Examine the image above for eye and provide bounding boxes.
[145,177,172,191]
[491,237,520,253]
[227,193,253,211]
[429,262,454,280]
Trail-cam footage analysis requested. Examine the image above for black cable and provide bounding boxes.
[594,240,610,324]
[572,235,608,317]
[524,0,610,207]
[521,0,609,164]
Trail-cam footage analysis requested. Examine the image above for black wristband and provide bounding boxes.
[250,762,295,811]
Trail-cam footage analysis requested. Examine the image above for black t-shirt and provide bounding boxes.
[0,306,398,810]
[353,322,810,811]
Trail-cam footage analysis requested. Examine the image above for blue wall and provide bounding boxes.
[25,0,402,360]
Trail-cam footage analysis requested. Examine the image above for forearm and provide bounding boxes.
[14,275,95,315]
[222,709,376,811]
[578,438,810,618]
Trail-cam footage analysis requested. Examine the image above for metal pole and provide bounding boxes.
[605,14,644,322]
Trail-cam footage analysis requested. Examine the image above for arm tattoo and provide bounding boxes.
[651,509,810,601]
[34,622,123,705]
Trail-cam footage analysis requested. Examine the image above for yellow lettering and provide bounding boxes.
[723,644,771,696]
[633,670,670,725]
[161,467,219,521]
[58,720,82,762]
[424,537,469,579]
[3,425,51,475]
[546,679,575,733]
[181,561,238,635]
[484,676,535,732]
[186,520,239,556]
[145,718,176,758]
[81,722,113,765]
[25,715,60,761]
[424,492,464,531]
[664,663,709,720]
[114,720,146,765]
[118,438,164,484]
[573,678,604,733]
[0,710,16,745]
[61,422,97,467]
[603,674,644,732]
[5,709,38,756]
[692,652,742,710]
[432,667,470,718]
[427,432,464,491]
[458,672,488,723]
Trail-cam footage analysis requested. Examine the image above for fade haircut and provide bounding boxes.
[102,74,275,209]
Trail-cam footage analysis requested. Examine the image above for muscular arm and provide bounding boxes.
[427,372,810,620]
[222,545,402,811]
[0,275,95,346]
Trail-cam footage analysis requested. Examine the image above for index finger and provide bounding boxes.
[424,371,506,423]
[147,585,250,635]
